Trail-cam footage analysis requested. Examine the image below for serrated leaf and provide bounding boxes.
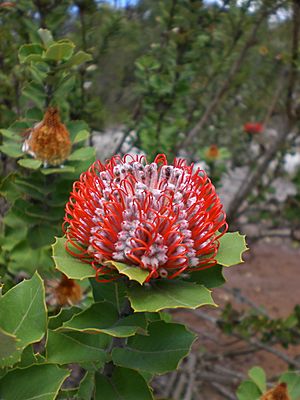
[60,301,147,337]
[280,372,300,400]
[18,159,42,169]
[248,366,266,393]
[46,330,108,365]
[48,306,82,330]
[105,261,149,285]
[0,272,47,367]
[0,364,70,400]
[95,367,153,400]
[68,147,95,161]
[0,328,18,367]
[188,265,225,288]
[52,237,95,280]
[216,232,248,267]
[236,380,262,400]
[112,320,196,374]
[45,41,75,61]
[41,166,75,175]
[127,280,216,312]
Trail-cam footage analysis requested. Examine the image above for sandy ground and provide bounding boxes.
[169,239,300,398]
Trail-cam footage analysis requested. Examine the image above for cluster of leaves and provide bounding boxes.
[0,30,94,278]
[237,366,300,400]
[0,232,247,399]
[219,302,300,349]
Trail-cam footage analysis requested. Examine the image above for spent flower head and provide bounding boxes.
[64,154,227,282]
[23,107,72,166]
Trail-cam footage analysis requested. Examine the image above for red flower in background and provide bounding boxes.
[243,122,264,134]
[64,154,227,282]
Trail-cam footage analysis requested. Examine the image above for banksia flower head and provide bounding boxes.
[64,154,227,282]
[261,382,290,400]
[243,122,264,134]
[23,107,72,166]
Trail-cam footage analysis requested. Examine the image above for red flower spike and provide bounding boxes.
[243,122,264,134]
[63,154,227,282]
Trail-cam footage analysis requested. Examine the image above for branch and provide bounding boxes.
[176,1,286,151]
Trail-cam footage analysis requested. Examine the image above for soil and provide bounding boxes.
[170,238,300,399]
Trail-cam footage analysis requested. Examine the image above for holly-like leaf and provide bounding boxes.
[0,364,70,400]
[112,320,196,374]
[0,328,18,367]
[48,306,82,330]
[188,265,225,288]
[127,280,216,312]
[216,232,248,267]
[60,302,147,337]
[18,159,42,169]
[78,371,95,400]
[52,236,95,280]
[95,367,153,400]
[46,330,108,365]
[105,261,149,285]
[0,272,47,367]
[248,366,266,393]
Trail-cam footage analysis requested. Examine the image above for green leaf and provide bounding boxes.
[41,166,76,175]
[0,328,18,367]
[248,366,266,393]
[18,43,43,63]
[0,364,70,400]
[0,144,23,158]
[127,280,216,312]
[73,129,90,144]
[60,302,147,337]
[38,28,54,48]
[105,261,149,285]
[56,51,92,69]
[216,232,248,267]
[68,147,96,161]
[22,81,46,109]
[280,372,300,400]
[0,272,47,366]
[95,367,153,400]
[46,330,108,365]
[236,380,262,400]
[78,371,95,400]
[0,129,17,140]
[45,41,75,61]
[52,236,95,280]
[90,280,127,314]
[48,306,82,330]
[188,265,225,288]
[18,159,42,170]
[112,321,196,374]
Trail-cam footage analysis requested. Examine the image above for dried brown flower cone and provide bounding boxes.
[47,274,82,307]
[261,383,290,400]
[24,107,72,166]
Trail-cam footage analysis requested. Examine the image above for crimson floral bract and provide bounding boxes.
[64,154,227,282]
